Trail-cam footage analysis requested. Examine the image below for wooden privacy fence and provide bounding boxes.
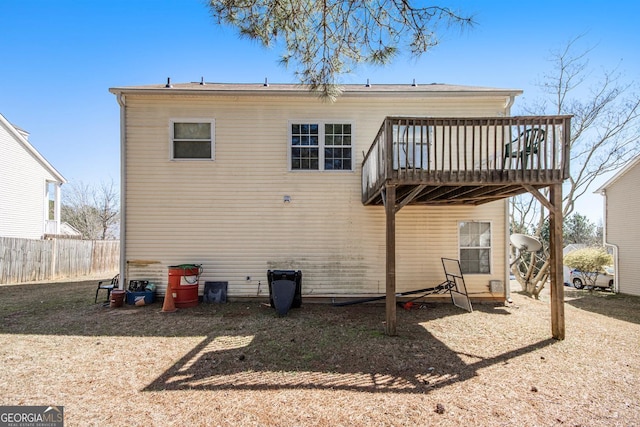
[0,237,119,284]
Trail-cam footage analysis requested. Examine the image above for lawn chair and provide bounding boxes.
[503,128,545,169]
[94,274,119,303]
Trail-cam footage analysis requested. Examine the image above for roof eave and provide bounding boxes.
[594,153,640,194]
[108,84,523,99]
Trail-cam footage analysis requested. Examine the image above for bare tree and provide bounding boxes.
[208,0,473,99]
[61,180,120,240]
[511,36,640,298]
[94,180,120,240]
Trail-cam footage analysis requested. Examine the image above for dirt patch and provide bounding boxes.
[0,280,638,426]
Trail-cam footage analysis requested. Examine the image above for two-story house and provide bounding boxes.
[109,82,570,337]
[0,113,66,239]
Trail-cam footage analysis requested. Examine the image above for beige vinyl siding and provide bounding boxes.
[604,161,640,296]
[123,93,508,299]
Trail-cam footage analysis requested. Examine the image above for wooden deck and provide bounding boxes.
[362,116,572,206]
[362,116,571,339]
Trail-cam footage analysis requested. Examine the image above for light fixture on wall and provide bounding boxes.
[283,195,291,203]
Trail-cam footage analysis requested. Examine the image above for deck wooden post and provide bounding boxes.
[549,184,565,340]
[384,184,397,336]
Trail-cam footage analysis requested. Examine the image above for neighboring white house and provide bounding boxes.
[596,154,640,296]
[109,82,571,308]
[0,113,66,239]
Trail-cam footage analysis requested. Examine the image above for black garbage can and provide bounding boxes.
[267,270,302,308]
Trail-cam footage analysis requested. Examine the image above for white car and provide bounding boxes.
[569,266,614,290]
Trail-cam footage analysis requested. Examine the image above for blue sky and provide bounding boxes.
[1,0,638,222]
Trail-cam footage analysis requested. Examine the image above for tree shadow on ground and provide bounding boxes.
[142,303,556,395]
[0,279,557,395]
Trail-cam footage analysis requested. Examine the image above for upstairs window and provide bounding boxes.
[291,123,319,170]
[171,120,214,160]
[459,221,492,274]
[290,122,353,171]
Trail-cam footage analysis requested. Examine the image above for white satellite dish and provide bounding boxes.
[510,234,542,252]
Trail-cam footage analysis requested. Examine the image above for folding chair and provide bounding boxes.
[503,128,545,169]
[94,274,119,303]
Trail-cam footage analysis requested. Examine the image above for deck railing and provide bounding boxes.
[362,116,571,203]
[44,220,59,235]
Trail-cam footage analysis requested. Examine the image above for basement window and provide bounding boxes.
[290,122,353,171]
[170,120,215,160]
[459,221,492,274]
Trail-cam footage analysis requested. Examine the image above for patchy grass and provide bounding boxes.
[0,279,639,426]
[564,287,640,324]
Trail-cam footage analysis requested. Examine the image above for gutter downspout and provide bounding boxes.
[504,199,512,303]
[116,92,127,290]
[504,95,516,114]
[600,189,619,293]
[504,94,516,303]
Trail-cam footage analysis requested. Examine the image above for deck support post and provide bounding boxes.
[549,183,565,340]
[384,183,397,336]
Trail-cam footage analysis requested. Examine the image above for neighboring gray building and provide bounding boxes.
[596,155,640,296]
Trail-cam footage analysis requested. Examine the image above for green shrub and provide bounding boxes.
[564,247,613,273]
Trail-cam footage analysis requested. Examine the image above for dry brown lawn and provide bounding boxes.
[0,279,638,426]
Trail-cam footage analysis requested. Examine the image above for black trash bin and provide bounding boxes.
[267,270,302,309]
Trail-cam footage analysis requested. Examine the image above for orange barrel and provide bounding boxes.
[110,289,125,308]
[174,284,199,308]
[168,265,201,288]
[167,264,201,308]
[168,268,181,290]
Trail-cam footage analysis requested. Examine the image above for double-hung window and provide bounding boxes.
[290,122,353,171]
[170,120,215,160]
[459,221,492,274]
